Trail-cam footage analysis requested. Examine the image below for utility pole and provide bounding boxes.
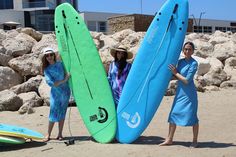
[140,0,143,14]
[198,12,206,33]
[191,14,197,26]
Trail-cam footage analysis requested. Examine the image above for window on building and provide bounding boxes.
[98,21,107,32]
[193,26,203,33]
[36,15,54,31]
[0,0,13,9]
[23,0,46,8]
[215,27,227,32]
[227,27,231,32]
[231,28,236,33]
[203,26,212,33]
[87,21,97,31]
[230,22,236,27]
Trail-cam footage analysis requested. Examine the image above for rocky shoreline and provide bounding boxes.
[0,28,236,113]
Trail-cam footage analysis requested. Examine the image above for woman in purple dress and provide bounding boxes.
[108,45,133,108]
[41,47,71,141]
[159,42,199,148]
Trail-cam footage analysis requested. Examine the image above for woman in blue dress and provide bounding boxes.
[159,42,199,148]
[41,47,71,141]
[108,45,133,108]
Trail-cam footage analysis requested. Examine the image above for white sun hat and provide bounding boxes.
[42,47,55,55]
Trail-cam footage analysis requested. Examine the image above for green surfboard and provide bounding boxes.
[0,135,25,145]
[54,3,116,143]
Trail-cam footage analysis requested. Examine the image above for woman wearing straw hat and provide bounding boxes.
[108,45,133,108]
[41,47,71,141]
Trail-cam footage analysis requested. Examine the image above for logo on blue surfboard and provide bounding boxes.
[122,112,141,128]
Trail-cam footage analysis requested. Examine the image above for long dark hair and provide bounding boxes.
[41,53,56,75]
[114,51,128,78]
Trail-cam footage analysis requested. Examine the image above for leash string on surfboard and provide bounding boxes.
[61,10,76,145]
[137,4,179,102]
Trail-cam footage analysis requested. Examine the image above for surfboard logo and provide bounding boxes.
[147,27,158,44]
[12,128,25,133]
[59,35,68,52]
[97,107,108,123]
[89,107,108,123]
[121,112,141,128]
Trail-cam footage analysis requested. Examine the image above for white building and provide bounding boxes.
[0,0,123,32]
[0,0,77,31]
[189,18,236,33]
[80,12,124,33]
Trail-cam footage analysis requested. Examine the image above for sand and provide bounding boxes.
[1,88,236,157]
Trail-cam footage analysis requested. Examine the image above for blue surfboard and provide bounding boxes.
[0,123,44,140]
[116,0,189,143]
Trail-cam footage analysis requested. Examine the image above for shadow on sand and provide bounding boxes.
[118,136,236,148]
[0,136,92,152]
[0,141,46,152]
[132,136,165,145]
[166,141,236,148]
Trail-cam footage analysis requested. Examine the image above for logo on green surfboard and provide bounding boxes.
[89,107,108,123]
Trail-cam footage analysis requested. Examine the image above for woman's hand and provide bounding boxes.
[168,64,177,75]
[65,73,71,81]
[168,64,189,84]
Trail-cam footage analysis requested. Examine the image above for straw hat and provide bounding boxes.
[42,47,55,55]
[110,45,133,59]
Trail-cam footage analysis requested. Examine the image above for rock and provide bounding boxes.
[20,27,43,41]
[10,75,43,94]
[8,53,42,76]
[0,46,13,66]
[31,34,58,54]
[2,33,37,57]
[203,69,228,86]
[224,57,236,81]
[0,29,6,45]
[0,90,23,111]
[0,66,23,91]
[18,92,43,114]
[212,41,236,61]
[193,39,214,58]
[193,56,211,76]
[38,78,50,106]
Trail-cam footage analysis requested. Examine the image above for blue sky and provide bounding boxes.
[78,0,236,21]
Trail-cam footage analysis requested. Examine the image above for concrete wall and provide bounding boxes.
[81,12,123,23]
[108,15,135,33]
[0,10,25,28]
[108,14,153,34]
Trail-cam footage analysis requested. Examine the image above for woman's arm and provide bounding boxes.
[54,73,70,87]
[168,64,188,84]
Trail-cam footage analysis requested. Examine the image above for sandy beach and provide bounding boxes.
[1,88,236,157]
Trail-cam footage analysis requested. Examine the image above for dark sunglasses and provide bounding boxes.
[45,53,54,57]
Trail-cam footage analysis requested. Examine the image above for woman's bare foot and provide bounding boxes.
[159,139,173,146]
[56,136,64,141]
[43,135,51,142]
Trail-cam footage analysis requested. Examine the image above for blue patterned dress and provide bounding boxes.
[168,57,199,126]
[108,61,131,107]
[44,61,71,122]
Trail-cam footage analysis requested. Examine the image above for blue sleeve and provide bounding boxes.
[127,62,132,73]
[44,70,55,87]
[186,61,198,82]
[107,62,113,86]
